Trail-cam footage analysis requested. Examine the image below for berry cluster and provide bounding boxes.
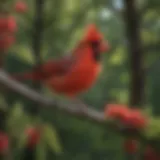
[124,139,160,159]
[0,15,16,52]
[0,1,27,52]
[105,104,147,130]
[105,104,160,159]
[0,1,27,155]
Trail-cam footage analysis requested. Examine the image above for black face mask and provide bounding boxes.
[90,41,101,61]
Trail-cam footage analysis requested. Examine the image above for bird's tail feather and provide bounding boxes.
[11,71,42,81]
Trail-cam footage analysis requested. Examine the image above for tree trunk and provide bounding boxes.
[123,0,145,107]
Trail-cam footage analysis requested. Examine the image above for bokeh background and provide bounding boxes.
[0,0,160,159]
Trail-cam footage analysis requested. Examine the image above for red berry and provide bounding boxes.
[105,104,129,120]
[124,139,137,153]
[0,132,8,154]
[0,16,17,33]
[26,127,41,148]
[125,110,146,129]
[15,1,27,13]
[0,34,15,51]
[7,16,17,33]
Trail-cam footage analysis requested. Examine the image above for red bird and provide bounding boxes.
[13,24,110,97]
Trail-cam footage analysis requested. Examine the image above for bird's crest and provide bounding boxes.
[84,24,102,42]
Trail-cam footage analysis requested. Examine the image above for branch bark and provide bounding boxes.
[0,70,105,124]
[0,69,157,152]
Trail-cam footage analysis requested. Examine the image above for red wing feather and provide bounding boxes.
[39,56,73,77]
[12,56,74,81]
[12,42,85,81]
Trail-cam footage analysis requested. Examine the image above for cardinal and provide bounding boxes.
[12,24,110,97]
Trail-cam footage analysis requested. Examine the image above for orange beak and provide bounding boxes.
[100,41,110,53]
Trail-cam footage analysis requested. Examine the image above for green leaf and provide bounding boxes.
[36,136,47,160]
[44,124,62,154]
[12,45,34,64]
[7,102,30,137]
[144,117,160,139]
[108,47,125,66]
[16,130,28,149]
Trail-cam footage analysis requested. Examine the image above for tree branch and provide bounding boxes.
[0,70,105,124]
[0,69,159,153]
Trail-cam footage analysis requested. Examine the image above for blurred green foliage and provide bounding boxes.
[1,0,160,159]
